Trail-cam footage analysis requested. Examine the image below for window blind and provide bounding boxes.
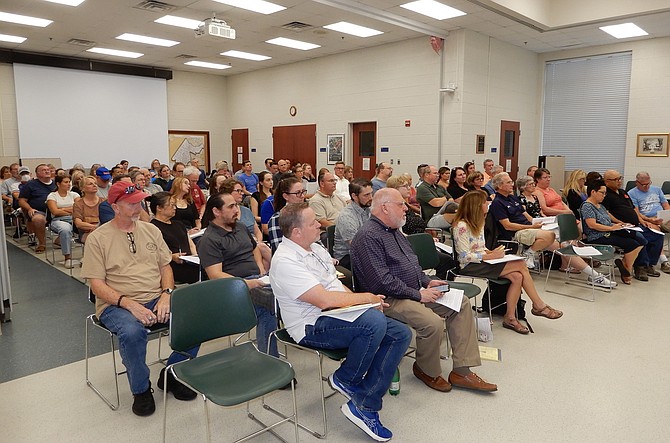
[541,52,632,173]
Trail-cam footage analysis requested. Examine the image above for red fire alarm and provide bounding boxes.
[404,120,411,127]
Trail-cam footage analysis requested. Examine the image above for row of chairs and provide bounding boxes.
[625,180,670,194]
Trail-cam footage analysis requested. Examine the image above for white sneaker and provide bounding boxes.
[588,274,617,288]
[64,259,80,269]
[523,250,536,269]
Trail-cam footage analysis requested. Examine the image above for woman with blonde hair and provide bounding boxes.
[73,175,103,243]
[70,169,86,196]
[386,175,426,234]
[400,172,421,214]
[169,176,200,233]
[452,190,563,334]
[563,169,587,220]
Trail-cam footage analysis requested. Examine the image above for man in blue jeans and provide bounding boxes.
[270,202,411,442]
[81,181,198,417]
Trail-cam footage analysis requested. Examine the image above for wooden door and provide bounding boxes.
[231,128,249,173]
[499,120,520,181]
[272,124,316,170]
[352,122,376,180]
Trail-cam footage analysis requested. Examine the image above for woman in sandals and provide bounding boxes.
[581,179,644,285]
[452,190,563,334]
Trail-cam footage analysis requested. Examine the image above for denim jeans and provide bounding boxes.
[255,305,278,357]
[100,298,199,395]
[50,216,73,256]
[633,227,664,267]
[300,309,411,412]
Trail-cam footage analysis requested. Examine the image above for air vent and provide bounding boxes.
[134,1,177,13]
[67,38,96,47]
[281,21,313,31]
[176,54,197,59]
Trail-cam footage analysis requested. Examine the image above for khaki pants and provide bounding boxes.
[384,296,481,378]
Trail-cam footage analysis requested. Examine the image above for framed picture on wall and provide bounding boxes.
[636,133,669,157]
[168,130,210,169]
[327,134,344,165]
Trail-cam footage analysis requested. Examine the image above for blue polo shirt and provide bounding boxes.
[489,192,530,240]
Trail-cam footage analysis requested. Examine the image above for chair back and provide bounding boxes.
[556,213,580,242]
[624,181,636,192]
[169,278,256,352]
[406,233,439,270]
[326,225,336,256]
[662,181,670,195]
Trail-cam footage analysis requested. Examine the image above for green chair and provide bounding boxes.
[162,278,298,443]
[268,328,347,439]
[325,224,336,256]
[544,213,616,302]
[85,289,169,411]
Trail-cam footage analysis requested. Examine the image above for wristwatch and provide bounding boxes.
[161,288,173,295]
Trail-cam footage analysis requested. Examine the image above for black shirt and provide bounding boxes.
[602,187,639,225]
[151,219,199,284]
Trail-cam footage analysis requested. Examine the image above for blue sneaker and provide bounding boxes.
[341,400,392,442]
[328,373,355,400]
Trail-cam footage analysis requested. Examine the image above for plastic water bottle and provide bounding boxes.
[389,368,400,395]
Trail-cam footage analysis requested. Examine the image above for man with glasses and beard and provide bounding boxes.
[81,181,198,417]
[351,188,497,394]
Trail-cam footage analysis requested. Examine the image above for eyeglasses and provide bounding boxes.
[126,232,137,254]
[232,189,244,193]
[596,190,607,195]
[285,190,307,196]
[636,181,652,186]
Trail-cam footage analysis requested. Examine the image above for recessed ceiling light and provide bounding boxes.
[0,11,52,27]
[87,47,143,59]
[0,33,26,43]
[43,0,86,6]
[599,23,648,39]
[155,15,203,29]
[266,37,320,51]
[400,0,466,20]
[185,61,232,70]
[221,50,271,61]
[116,33,179,47]
[212,0,286,15]
[323,22,383,38]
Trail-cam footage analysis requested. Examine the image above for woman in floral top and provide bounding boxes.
[452,190,563,334]
[516,175,542,218]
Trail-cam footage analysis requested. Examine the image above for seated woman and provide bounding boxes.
[453,190,563,334]
[46,175,81,269]
[466,171,491,200]
[153,164,173,191]
[150,192,199,284]
[437,166,450,190]
[401,173,421,214]
[386,175,426,235]
[447,167,469,203]
[73,175,103,243]
[581,179,644,285]
[516,175,542,218]
[533,167,573,216]
[208,173,227,196]
[563,169,587,220]
[266,176,305,252]
[169,176,200,234]
[251,171,274,228]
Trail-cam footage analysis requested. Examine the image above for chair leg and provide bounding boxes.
[85,316,120,410]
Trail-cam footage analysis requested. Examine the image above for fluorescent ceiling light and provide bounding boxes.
[87,47,143,58]
[0,33,27,43]
[185,61,232,70]
[400,0,466,20]
[43,0,86,6]
[155,15,203,29]
[221,50,271,61]
[599,23,648,39]
[323,21,383,38]
[212,0,286,15]
[0,11,52,27]
[116,33,179,47]
[266,37,320,51]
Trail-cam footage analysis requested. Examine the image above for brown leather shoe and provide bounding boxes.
[448,371,497,392]
[412,362,451,392]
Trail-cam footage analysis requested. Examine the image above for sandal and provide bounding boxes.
[614,259,631,279]
[531,304,563,319]
[502,318,529,335]
[35,245,45,253]
[621,275,632,285]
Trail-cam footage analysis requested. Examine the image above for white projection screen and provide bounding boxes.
[13,63,168,170]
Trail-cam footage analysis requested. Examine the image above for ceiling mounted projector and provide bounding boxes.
[195,18,236,40]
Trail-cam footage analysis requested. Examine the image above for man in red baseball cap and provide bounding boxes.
[81,181,199,416]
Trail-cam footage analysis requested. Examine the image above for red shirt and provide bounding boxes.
[191,186,206,212]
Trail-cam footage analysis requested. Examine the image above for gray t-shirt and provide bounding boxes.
[333,203,369,260]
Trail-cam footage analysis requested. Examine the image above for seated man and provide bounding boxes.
[489,173,615,287]
[18,164,56,252]
[333,179,373,269]
[627,171,670,274]
[351,188,497,394]
[308,171,347,242]
[81,181,198,417]
[270,202,411,442]
[602,169,665,281]
[416,165,453,223]
[197,192,278,358]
